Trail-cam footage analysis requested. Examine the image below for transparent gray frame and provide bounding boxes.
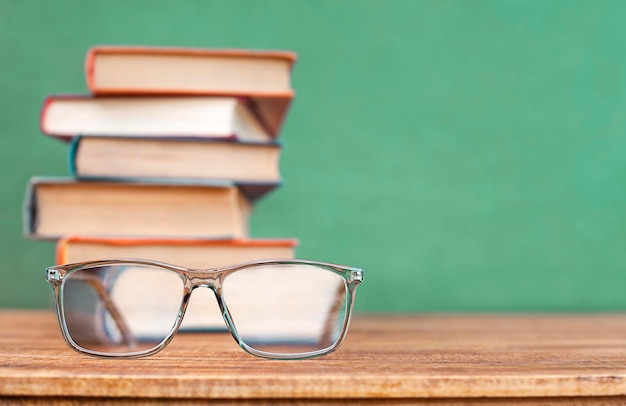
[46,258,364,360]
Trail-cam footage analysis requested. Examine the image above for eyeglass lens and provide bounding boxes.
[223,263,348,355]
[62,264,184,354]
[60,263,349,356]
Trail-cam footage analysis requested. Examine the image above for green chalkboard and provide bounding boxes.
[1,0,625,312]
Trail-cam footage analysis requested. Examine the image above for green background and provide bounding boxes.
[1,0,625,312]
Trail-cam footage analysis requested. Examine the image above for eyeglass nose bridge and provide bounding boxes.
[182,270,235,338]
[185,269,225,291]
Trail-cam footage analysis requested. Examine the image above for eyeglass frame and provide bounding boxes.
[46,258,364,360]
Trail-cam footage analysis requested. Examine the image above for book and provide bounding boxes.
[24,178,251,240]
[40,96,271,143]
[86,46,297,136]
[56,236,299,331]
[71,136,281,186]
[56,236,299,269]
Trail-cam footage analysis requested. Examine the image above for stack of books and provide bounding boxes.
[23,46,299,329]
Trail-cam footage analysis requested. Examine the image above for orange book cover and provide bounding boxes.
[56,235,299,266]
[85,46,298,137]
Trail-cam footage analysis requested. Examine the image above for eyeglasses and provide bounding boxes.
[46,259,364,360]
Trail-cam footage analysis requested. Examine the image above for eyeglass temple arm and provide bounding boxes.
[72,273,138,349]
[318,283,347,348]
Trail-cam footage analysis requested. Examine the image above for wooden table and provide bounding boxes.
[2,311,626,404]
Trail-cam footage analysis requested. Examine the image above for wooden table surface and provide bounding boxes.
[2,310,626,405]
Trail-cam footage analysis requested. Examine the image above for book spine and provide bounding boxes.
[21,178,38,239]
[40,96,71,143]
[40,95,92,142]
[55,238,69,264]
[84,47,97,92]
[68,136,81,176]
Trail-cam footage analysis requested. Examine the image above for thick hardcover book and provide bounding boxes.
[23,178,252,240]
[40,96,271,143]
[85,46,297,137]
[56,236,299,331]
[70,136,281,198]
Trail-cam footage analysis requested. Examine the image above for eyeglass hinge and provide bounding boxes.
[349,269,364,283]
[47,269,62,282]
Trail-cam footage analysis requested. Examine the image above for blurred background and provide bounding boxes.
[1,0,625,312]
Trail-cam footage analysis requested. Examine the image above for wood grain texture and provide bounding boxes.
[1,311,626,404]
